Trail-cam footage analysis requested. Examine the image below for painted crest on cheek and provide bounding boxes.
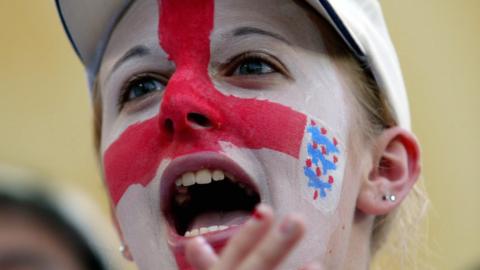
[299,117,345,213]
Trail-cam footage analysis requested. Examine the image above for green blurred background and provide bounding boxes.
[0,1,479,269]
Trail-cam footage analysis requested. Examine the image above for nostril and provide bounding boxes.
[187,112,212,129]
[164,118,174,134]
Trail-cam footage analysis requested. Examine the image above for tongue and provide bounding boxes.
[189,210,250,230]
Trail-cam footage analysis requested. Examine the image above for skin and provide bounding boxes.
[97,0,421,269]
[0,209,85,270]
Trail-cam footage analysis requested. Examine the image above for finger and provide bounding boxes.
[238,214,305,270]
[214,204,274,269]
[300,261,324,270]
[185,236,218,270]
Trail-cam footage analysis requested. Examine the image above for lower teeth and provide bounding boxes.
[184,225,229,237]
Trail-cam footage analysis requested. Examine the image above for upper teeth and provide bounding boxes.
[176,169,227,187]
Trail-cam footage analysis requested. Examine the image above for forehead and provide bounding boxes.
[100,0,327,77]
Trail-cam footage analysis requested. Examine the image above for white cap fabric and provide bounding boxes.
[56,0,411,129]
[56,0,133,87]
[307,0,411,129]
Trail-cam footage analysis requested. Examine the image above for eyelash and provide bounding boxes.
[117,73,166,110]
[221,51,289,77]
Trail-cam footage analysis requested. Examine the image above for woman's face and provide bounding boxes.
[98,0,365,269]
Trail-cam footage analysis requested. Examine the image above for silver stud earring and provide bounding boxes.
[119,244,126,253]
[383,194,396,202]
[119,243,132,260]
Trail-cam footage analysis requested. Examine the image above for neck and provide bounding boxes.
[344,210,374,270]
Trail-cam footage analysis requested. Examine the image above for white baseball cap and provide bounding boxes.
[56,0,411,129]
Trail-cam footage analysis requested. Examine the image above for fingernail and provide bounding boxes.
[196,236,207,245]
[194,236,215,255]
[279,216,300,236]
[252,204,268,220]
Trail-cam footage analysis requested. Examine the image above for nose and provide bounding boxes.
[158,91,220,137]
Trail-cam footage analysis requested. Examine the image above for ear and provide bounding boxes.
[111,208,134,261]
[356,127,421,215]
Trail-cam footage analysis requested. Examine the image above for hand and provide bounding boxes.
[185,204,322,270]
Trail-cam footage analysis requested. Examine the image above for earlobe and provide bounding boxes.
[111,208,134,261]
[356,127,421,216]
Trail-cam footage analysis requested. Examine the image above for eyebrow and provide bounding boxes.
[111,45,151,74]
[232,26,291,45]
[108,27,288,80]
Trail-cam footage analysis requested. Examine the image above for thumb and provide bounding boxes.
[185,236,218,270]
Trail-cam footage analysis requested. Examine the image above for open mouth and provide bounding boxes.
[161,154,261,239]
[171,169,260,237]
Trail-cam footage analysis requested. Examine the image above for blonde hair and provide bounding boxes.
[350,59,429,269]
[91,7,429,269]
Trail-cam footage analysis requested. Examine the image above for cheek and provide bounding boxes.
[112,160,176,269]
[239,59,350,214]
[296,116,346,213]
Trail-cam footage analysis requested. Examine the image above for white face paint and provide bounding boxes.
[98,0,363,269]
[115,160,173,270]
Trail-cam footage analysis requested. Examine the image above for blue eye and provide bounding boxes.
[232,58,275,76]
[125,76,165,102]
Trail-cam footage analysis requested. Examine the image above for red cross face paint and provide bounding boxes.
[99,0,353,269]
